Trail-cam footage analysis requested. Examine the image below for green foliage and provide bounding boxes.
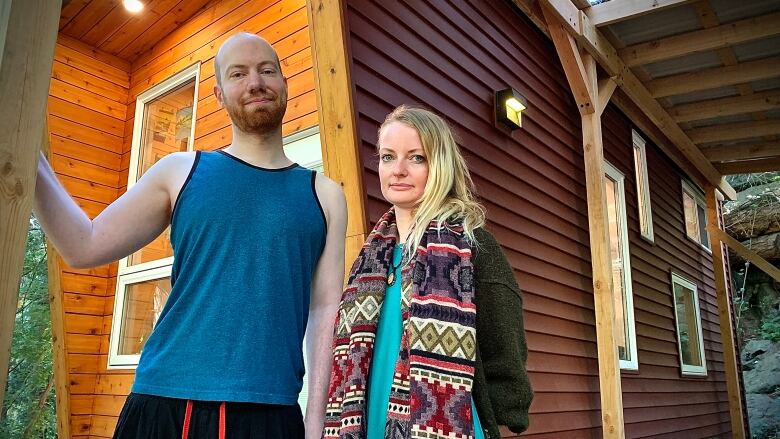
[0,217,56,439]
[759,313,780,343]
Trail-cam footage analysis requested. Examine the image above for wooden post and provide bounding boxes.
[543,5,625,437]
[306,0,368,275]
[0,0,61,407]
[40,126,72,439]
[705,188,746,438]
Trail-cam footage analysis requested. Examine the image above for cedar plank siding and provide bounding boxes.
[47,36,129,438]
[49,0,317,436]
[343,0,732,436]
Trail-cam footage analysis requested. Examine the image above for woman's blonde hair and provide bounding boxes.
[378,105,486,257]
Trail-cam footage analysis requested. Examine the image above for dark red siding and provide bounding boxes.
[344,0,732,436]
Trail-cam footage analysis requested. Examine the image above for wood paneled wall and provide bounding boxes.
[49,0,316,437]
[343,0,731,436]
[47,34,129,439]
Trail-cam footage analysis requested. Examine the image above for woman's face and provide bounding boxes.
[378,121,429,210]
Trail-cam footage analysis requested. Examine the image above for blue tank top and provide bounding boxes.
[132,150,326,404]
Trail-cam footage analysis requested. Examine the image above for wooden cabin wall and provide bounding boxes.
[47,34,130,439]
[343,0,732,436]
[602,108,732,437]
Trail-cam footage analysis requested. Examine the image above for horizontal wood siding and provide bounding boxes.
[344,0,731,436]
[602,108,732,437]
[47,35,129,439]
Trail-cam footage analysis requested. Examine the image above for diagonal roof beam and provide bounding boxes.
[586,0,696,27]
[620,12,780,67]
[539,0,737,200]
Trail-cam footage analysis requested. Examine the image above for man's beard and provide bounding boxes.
[224,92,287,134]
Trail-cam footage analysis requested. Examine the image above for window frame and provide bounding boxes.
[681,179,711,252]
[632,130,654,243]
[604,161,639,371]
[108,64,201,369]
[670,272,708,376]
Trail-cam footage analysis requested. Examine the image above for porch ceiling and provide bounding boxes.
[591,0,780,175]
[58,0,213,62]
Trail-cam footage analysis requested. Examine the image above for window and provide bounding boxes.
[632,130,653,242]
[604,161,638,370]
[681,180,710,250]
[671,273,707,376]
[108,63,201,368]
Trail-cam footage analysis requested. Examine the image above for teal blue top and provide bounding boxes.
[367,245,484,438]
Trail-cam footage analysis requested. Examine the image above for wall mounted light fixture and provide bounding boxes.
[495,88,527,130]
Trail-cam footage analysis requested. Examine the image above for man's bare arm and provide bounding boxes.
[34,151,195,268]
[304,174,347,438]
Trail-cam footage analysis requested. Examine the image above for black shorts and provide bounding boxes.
[113,393,305,439]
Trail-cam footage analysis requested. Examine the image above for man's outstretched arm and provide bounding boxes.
[34,151,194,268]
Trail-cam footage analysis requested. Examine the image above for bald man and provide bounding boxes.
[34,33,346,439]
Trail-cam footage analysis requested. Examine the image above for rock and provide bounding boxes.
[747,393,780,439]
[743,341,780,394]
[744,339,772,363]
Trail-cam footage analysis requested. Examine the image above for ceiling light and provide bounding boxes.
[123,0,144,13]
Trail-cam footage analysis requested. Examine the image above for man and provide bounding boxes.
[34,33,346,438]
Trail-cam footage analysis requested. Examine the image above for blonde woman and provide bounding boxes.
[324,106,532,439]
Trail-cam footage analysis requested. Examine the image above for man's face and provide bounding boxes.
[214,37,288,134]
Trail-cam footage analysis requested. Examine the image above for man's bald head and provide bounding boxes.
[213,32,281,88]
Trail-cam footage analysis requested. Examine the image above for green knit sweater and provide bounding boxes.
[471,228,533,438]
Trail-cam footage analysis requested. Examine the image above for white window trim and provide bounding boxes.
[670,273,708,376]
[108,265,172,369]
[283,126,323,171]
[632,130,654,243]
[681,179,711,253]
[604,161,639,371]
[108,64,200,369]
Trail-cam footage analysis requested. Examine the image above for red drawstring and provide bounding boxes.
[219,402,226,439]
[181,400,226,439]
[181,400,193,439]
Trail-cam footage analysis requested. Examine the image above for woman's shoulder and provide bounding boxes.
[471,227,514,283]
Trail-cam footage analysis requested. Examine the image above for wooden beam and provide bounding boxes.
[539,0,737,200]
[646,57,780,99]
[703,142,780,161]
[621,12,780,67]
[705,189,747,439]
[543,8,625,434]
[670,90,780,123]
[581,54,626,439]
[306,0,368,273]
[598,77,617,116]
[620,66,737,199]
[586,0,695,27]
[542,0,622,76]
[40,128,71,439]
[688,120,780,144]
[611,88,713,191]
[710,227,780,282]
[571,0,592,10]
[0,0,61,407]
[542,5,595,114]
[715,157,780,174]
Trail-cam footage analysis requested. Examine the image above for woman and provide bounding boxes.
[323,106,532,439]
